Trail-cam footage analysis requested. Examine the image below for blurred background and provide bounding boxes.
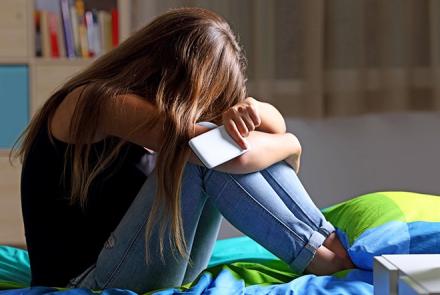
[134,0,440,118]
[1,0,440,246]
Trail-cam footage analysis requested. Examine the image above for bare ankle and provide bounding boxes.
[342,255,355,270]
[306,246,344,275]
[323,233,349,259]
[305,245,355,275]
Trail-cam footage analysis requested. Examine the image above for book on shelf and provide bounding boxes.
[69,3,80,56]
[60,0,75,57]
[48,12,60,57]
[34,0,119,59]
[98,11,112,54]
[40,11,50,57]
[111,8,119,48]
[34,11,42,57]
[55,10,66,58]
[85,10,101,57]
[75,0,89,58]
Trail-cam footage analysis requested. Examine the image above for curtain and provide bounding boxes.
[131,0,440,118]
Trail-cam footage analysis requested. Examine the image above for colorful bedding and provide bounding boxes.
[1,191,439,294]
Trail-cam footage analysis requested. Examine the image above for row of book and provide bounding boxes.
[35,0,119,58]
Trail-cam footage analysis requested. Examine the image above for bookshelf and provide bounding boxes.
[29,0,132,115]
[0,0,134,247]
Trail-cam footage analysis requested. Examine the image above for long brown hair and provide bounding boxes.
[11,7,247,260]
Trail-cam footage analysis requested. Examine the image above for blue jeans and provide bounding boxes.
[66,161,335,293]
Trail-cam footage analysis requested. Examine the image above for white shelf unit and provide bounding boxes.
[0,0,133,247]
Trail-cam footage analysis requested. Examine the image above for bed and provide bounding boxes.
[1,191,439,294]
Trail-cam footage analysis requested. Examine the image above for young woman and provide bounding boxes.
[13,7,354,293]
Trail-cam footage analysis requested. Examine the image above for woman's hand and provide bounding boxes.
[222,97,261,149]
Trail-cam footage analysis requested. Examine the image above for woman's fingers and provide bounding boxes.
[225,119,248,149]
[246,103,261,127]
[234,109,250,137]
[221,98,262,149]
[239,111,256,135]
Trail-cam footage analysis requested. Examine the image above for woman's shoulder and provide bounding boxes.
[99,92,162,152]
[50,85,107,144]
[50,83,162,151]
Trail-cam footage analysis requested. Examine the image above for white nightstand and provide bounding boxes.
[374,254,440,295]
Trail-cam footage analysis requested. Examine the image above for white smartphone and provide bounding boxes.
[189,125,249,169]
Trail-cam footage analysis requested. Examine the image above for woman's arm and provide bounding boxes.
[188,130,301,174]
[251,97,286,134]
[99,93,165,152]
[193,96,299,174]
[99,93,300,174]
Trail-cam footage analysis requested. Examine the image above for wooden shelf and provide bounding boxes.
[0,57,29,65]
[30,57,94,67]
[0,149,12,157]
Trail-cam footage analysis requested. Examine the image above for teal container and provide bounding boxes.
[0,66,29,148]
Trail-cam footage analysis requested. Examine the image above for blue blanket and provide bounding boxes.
[3,191,440,294]
[0,237,373,295]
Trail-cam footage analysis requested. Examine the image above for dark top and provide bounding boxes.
[20,120,156,287]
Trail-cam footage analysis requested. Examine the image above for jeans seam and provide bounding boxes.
[204,171,229,202]
[261,168,320,230]
[67,263,96,288]
[224,173,307,244]
[100,216,149,288]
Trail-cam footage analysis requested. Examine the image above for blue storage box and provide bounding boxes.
[0,66,28,148]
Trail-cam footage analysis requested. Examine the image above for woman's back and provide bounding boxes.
[21,117,156,286]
